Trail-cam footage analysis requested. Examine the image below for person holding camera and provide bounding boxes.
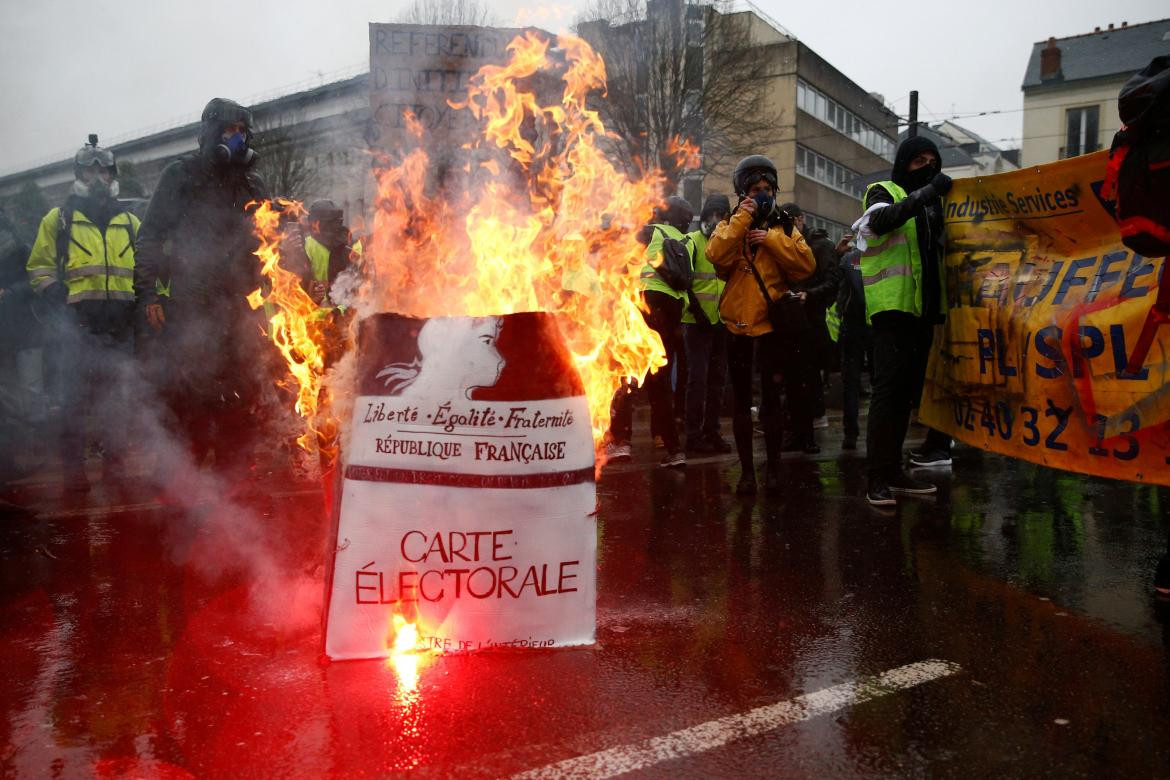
[855,135,953,507]
[706,156,817,495]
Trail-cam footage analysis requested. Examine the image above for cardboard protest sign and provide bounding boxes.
[921,150,1170,485]
[324,312,596,659]
[366,24,521,155]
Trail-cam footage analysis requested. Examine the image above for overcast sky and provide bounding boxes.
[1,0,1167,175]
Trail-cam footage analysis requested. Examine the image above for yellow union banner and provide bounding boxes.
[920,150,1170,486]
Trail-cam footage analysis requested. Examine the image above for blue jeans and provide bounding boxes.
[682,322,727,442]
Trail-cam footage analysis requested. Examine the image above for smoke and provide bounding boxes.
[52,304,326,638]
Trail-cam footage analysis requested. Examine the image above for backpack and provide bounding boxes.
[1103,55,1170,257]
[650,226,694,291]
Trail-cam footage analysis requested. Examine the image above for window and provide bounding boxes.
[803,211,850,243]
[794,144,865,199]
[1065,106,1100,158]
[796,79,897,162]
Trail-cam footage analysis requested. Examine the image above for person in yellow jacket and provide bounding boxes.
[300,199,361,314]
[606,196,694,469]
[26,135,139,487]
[706,156,817,496]
[682,194,732,456]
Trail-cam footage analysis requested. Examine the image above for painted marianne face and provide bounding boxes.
[378,317,504,399]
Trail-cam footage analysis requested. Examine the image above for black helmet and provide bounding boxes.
[74,133,116,178]
[732,155,778,196]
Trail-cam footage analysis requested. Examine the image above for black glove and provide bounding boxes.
[44,281,68,305]
[775,208,794,236]
[930,172,953,196]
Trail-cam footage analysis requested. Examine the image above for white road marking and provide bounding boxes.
[515,659,962,779]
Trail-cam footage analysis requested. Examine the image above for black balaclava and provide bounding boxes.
[891,136,942,193]
[699,194,731,236]
[308,200,348,248]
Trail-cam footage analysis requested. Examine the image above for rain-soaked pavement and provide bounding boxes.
[3,414,1170,777]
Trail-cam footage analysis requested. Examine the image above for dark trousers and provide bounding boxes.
[866,311,935,481]
[727,332,783,472]
[839,320,872,439]
[682,322,727,443]
[781,326,824,443]
[610,290,684,451]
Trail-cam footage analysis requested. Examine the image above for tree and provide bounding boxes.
[395,0,497,26]
[117,160,148,199]
[3,179,50,245]
[575,0,784,194]
[253,115,324,202]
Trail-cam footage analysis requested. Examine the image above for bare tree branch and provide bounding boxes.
[254,112,323,202]
[395,0,498,26]
[575,0,784,194]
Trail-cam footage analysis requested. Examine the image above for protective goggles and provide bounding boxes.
[75,146,115,168]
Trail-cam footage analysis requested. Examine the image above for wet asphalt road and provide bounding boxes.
[2,422,1170,778]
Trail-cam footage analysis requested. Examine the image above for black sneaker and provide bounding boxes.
[888,473,937,495]
[736,473,757,495]
[660,450,687,469]
[866,479,896,507]
[909,449,952,468]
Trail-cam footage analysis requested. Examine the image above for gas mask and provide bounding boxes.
[213,131,255,166]
[701,218,720,237]
[750,191,775,228]
[73,177,119,200]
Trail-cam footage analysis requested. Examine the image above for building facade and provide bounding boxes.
[698,8,899,241]
[1021,18,1170,166]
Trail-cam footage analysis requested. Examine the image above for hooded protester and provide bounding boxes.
[606,195,694,468]
[26,135,140,487]
[134,98,271,480]
[681,194,732,456]
[776,203,841,455]
[706,156,817,495]
[854,134,954,507]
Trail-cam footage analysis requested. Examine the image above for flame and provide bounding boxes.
[388,613,425,693]
[251,31,695,459]
[248,200,340,460]
[359,31,678,444]
[666,135,702,171]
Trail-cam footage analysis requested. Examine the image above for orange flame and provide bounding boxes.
[666,135,702,171]
[252,31,696,458]
[247,199,339,459]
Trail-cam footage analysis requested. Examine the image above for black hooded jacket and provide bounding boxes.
[792,227,842,317]
[863,135,946,323]
[133,147,270,399]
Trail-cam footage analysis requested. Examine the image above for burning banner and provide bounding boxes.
[250,28,695,659]
[920,150,1170,485]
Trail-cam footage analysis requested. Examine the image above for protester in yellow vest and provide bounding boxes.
[852,135,953,507]
[682,194,731,456]
[26,135,138,487]
[302,199,361,318]
[606,196,694,469]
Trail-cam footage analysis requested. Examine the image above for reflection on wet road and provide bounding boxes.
[2,437,1169,776]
